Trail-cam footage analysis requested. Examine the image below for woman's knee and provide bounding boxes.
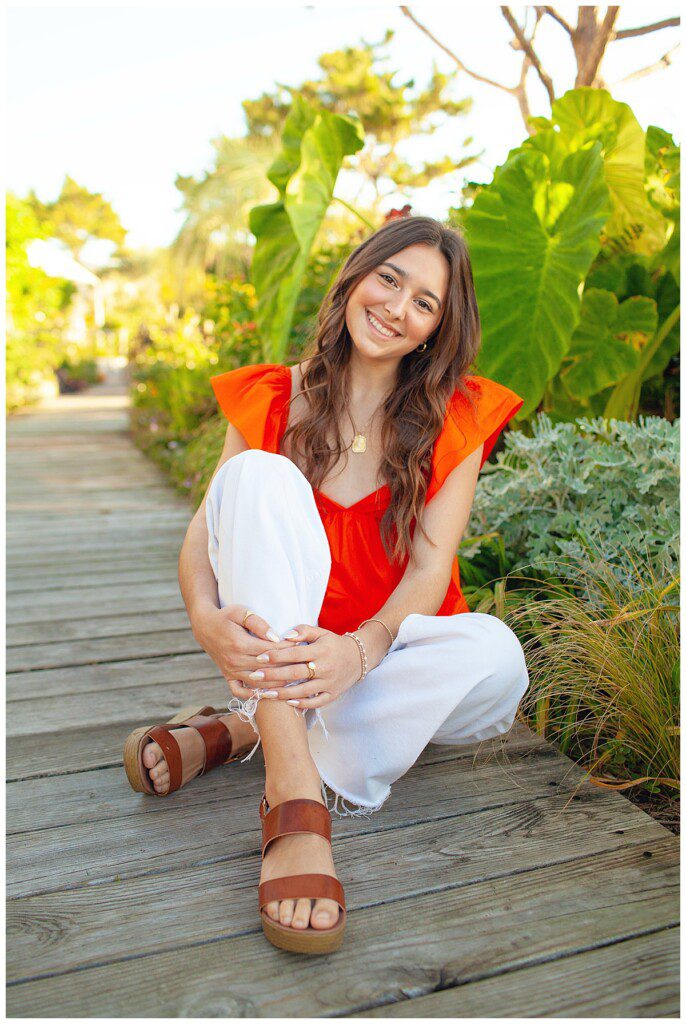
[211,449,306,502]
[473,613,528,692]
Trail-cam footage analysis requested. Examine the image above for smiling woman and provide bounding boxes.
[124,215,528,957]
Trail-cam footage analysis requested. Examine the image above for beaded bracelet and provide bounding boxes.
[357,617,396,646]
[343,631,368,682]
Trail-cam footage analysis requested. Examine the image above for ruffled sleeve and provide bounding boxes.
[426,375,523,501]
[209,362,290,452]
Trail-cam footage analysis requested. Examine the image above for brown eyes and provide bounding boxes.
[378,273,433,313]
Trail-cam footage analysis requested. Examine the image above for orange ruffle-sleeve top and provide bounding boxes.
[210,363,523,635]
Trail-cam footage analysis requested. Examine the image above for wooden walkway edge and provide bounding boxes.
[5,385,680,1017]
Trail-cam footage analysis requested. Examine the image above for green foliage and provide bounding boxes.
[461,88,680,422]
[464,140,611,414]
[30,174,126,260]
[243,29,477,194]
[6,192,76,411]
[249,95,365,361]
[461,414,679,598]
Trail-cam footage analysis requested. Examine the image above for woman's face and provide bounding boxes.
[345,243,449,363]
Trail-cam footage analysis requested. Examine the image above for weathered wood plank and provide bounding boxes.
[6,791,669,982]
[6,726,544,834]
[6,838,678,1017]
[6,581,184,625]
[6,626,199,672]
[6,651,216,704]
[7,565,182,598]
[7,742,596,897]
[355,927,680,1018]
[7,610,191,647]
[7,675,225,739]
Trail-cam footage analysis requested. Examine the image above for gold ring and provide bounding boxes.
[307,661,316,680]
[242,610,257,628]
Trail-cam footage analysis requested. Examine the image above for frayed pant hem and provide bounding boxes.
[317,772,390,820]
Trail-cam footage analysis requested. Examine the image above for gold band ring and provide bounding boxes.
[242,609,257,628]
[307,661,316,680]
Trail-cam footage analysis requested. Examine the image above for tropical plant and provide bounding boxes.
[459,89,680,422]
[249,95,365,362]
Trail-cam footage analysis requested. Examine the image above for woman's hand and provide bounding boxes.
[192,603,301,697]
[234,623,364,709]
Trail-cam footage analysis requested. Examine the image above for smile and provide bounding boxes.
[366,308,401,338]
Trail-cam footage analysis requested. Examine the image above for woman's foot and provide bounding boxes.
[142,713,257,795]
[261,777,340,931]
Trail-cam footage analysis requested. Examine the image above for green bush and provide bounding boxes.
[461,414,679,602]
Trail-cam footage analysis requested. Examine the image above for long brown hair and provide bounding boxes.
[282,216,481,567]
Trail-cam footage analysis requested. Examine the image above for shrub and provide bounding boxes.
[461,414,679,598]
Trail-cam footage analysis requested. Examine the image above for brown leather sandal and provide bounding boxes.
[123,705,243,797]
[258,793,346,954]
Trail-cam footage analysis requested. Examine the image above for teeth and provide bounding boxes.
[367,310,398,337]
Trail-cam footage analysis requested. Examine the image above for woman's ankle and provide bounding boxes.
[265,760,323,808]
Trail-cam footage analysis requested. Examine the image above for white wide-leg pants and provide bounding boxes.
[205,449,529,816]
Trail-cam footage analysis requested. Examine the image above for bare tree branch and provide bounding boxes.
[614,17,680,40]
[612,42,681,83]
[501,5,556,104]
[576,6,620,86]
[540,6,574,36]
[399,6,517,94]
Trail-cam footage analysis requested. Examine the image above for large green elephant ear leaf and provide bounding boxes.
[645,125,680,285]
[548,88,668,255]
[464,140,610,416]
[249,96,364,362]
[559,288,656,398]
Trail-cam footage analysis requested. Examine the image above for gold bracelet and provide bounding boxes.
[343,631,368,682]
[357,617,396,647]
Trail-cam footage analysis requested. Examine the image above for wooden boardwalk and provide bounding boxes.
[6,384,680,1018]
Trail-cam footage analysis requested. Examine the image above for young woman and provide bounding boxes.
[124,216,529,955]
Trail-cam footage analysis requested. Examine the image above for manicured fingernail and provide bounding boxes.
[262,690,279,697]
[266,630,280,642]
[256,653,269,662]
[287,699,300,706]
[283,630,298,639]
[249,670,265,680]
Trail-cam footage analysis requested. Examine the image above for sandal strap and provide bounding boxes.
[146,714,233,793]
[181,715,233,774]
[147,726,183,793]
[258,873,346,912]
[261,798,332,856]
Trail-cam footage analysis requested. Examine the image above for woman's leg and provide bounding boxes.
[206,449,339,930]
[306,611,530,812]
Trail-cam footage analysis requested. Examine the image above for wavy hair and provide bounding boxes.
[281,216,481,567]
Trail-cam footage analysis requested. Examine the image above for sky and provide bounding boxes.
[6,2,682,253]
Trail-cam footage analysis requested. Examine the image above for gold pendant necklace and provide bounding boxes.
[347,403,382,454]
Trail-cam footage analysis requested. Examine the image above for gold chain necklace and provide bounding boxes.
[346,402,383,454]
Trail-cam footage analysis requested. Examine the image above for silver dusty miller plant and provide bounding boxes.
[462,414,679,597]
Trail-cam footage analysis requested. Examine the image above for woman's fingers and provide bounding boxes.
[286,692,331,709]
[226,606,280,643]
[228,678,260,700]
[277,680,323,700]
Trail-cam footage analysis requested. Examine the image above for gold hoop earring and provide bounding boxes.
[416,342,428,352]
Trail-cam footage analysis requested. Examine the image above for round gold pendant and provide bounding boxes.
[351,433,367,453]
